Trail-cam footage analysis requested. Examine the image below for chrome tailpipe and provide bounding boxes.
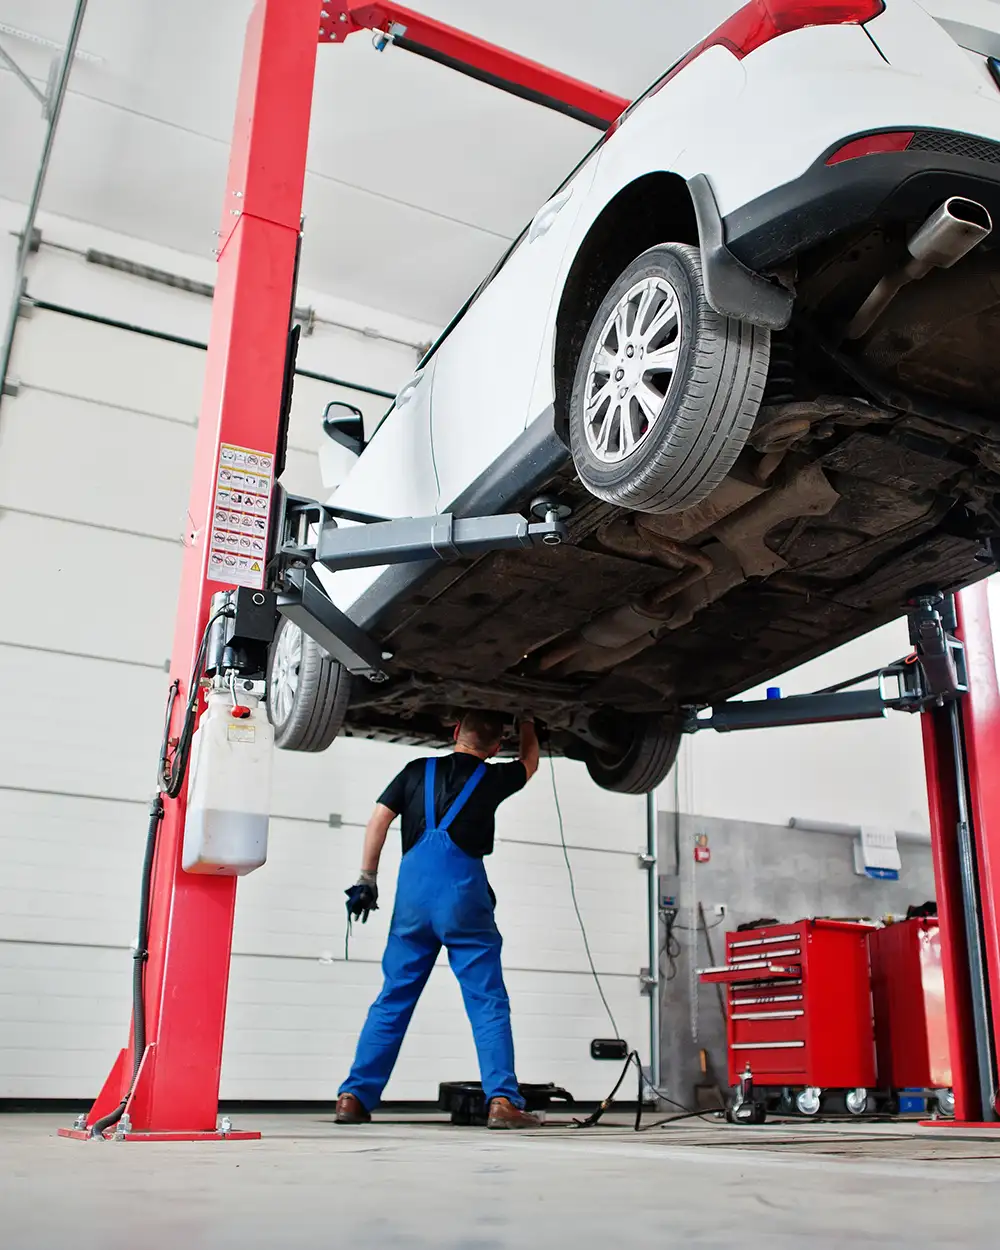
[846,196,992,340]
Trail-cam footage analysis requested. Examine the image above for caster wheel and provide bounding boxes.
[795,1087,822,1116]
[845,1087,870,1117]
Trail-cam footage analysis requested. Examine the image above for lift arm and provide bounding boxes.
[324,3,629,130]
[274,491,567,677]
[684,595,968,734]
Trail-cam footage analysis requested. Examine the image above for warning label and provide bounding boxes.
[207,443,274,590]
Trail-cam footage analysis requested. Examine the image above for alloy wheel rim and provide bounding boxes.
[583,275,682,464]
[270,622,302,726]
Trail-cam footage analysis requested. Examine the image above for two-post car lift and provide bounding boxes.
[60,0,1000,1140]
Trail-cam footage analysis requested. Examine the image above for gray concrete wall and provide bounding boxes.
[656,812,938,1106]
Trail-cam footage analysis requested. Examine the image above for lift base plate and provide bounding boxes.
[57,1127,261,1142]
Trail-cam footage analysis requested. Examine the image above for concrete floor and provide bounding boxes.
[3,1112,1000,1248]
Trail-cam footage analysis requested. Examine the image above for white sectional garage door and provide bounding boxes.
[0,267,651,1104]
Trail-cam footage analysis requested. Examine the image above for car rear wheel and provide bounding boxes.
[582,713,681,794]
[569,243,770,514]
[266,617,352,752]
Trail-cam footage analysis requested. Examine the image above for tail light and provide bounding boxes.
[708,1,886,61]
[654,0,885,92]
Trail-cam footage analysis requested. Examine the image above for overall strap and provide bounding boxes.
[423,757,437,832]
[438,762,487,833]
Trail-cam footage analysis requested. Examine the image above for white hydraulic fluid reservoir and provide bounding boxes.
[182,689,273,875]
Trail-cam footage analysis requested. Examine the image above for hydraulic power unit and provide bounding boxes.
[182,689,273,875]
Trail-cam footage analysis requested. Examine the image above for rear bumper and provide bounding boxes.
[724,129,1000,270]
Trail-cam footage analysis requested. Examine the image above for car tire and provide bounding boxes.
[266,617,352,752]
[583,713,681,794]
[569,243,770,514]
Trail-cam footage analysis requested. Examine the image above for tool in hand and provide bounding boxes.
[344,872,378,959]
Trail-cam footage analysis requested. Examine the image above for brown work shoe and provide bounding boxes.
[487,1098,541,1130]
[335,1093,371,1124]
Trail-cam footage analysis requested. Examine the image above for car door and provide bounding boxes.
[427,155,600,509]
[328,359,438,521]
[320,360,439,614]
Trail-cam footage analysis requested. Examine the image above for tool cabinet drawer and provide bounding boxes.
[729,1010,807,1046]
[728,1038,808,1076]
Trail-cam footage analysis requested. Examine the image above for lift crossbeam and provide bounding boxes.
[323,3,629,130]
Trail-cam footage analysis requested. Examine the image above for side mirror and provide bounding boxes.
[322,401,365,456]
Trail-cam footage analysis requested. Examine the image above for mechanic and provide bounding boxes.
[335,711,541,1130]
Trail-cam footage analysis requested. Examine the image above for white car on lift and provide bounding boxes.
[268,0,1000,793]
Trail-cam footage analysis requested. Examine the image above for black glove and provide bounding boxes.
[345,872,378,923]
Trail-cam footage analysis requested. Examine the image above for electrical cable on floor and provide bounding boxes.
[547,752,721,1132]
[548,749,619,1039]
[573,1048,721,1132]
[90,605,231,1138]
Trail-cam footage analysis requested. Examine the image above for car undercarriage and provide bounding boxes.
[341,214,1000,754]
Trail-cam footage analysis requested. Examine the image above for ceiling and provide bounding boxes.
[0,0,738,326]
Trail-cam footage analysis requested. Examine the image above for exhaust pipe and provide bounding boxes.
[846,196,992,340]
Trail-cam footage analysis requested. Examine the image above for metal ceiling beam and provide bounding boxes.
[0,39,47,109]
[0,0,89,410]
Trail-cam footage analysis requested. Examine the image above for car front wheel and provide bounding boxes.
[266,617,352,752]
[569,242,770,514]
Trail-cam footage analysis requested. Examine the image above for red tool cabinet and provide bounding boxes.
[701,920,877,1089]
[869,917,952,1090]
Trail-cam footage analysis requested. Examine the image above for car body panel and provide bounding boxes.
[524,44,749,422]
[320,357,439,611]
[870,0,997,87]
[685,27,1000,216]
[429,150,599,508]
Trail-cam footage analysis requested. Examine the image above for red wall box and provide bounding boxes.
[869,917,952,1089]
[701,920,877,1088]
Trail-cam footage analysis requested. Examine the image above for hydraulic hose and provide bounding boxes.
[90,606,231,1137]
[89,794,164,1137]
[158,606,231,798]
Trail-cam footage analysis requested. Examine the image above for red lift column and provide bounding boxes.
[62,0,626,1143]
[62,0,322,1142]
[924,581,1000,1125]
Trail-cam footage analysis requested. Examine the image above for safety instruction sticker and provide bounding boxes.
[207,443,274,589]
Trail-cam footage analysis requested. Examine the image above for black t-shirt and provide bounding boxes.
[378,753,527,859]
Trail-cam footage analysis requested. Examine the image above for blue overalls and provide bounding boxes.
[339,757,525,1112]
